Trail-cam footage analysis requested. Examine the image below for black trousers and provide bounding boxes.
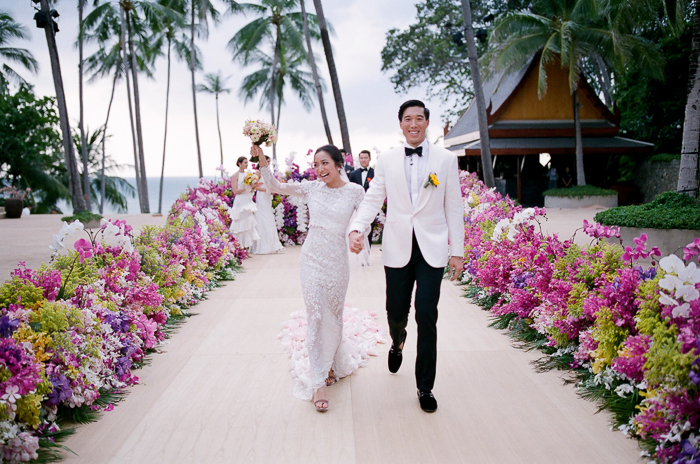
[384,233,443,392]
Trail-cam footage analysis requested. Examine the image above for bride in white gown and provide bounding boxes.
[252,156,283,255]
[254,144,382,412]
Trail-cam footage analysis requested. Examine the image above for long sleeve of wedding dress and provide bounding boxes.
[262,166,384,401]
[259,166,307,197]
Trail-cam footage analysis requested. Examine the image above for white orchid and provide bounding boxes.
[657,254,700,318]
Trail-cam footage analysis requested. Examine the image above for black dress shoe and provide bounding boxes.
[418,391,437,413]
[388,330,407,373]
[388,347,402,373]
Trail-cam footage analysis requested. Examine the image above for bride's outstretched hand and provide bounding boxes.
[251,145,266,167]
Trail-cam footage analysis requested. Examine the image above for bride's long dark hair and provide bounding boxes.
[315,145,344,169]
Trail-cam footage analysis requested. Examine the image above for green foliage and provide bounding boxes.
[0,10,38,92]
[61,211,103,223]
[615,29,691,155]
[0,276,44,310]
[649,153,682,163]
[381,0,522,123]
[542,185,617,198]
[595,192,700,229]
[0,85,69,213]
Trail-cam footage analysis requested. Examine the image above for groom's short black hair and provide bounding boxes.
[399,100,430,121]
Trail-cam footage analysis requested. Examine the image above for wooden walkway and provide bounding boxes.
[59,242,642,464]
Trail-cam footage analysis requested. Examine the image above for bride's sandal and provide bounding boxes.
[325,369,338,387]
[313,388,329,412]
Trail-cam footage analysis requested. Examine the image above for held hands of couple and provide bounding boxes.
[348,231,364,254]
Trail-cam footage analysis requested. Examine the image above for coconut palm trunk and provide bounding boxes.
[78,0,90,210]
[215,91,223,167]
[159,36,172,214]
[312,0,351,154]
[121,8,142,211]
[678,0,700,197]
[460,0,495,188]
[191,1,204,178]
[572,88,586,185]
[38,0,86,212]
[270,33,280,163]
[300,0,332,144]
[125,10,149,213]
[101,69,119,214]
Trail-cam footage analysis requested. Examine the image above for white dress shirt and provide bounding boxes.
[403,139,429,207]
[361,169,368,185]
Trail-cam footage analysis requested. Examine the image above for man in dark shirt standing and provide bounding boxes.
[349,150,374,191]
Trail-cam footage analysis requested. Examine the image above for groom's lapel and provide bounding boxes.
[414,144,440,214]
[393,149,412,210]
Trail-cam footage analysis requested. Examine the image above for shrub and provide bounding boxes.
[60,211,103,223]
[595,192,700,230]
[542,185,617,198]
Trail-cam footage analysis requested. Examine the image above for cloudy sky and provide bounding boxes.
[4,0,451,177]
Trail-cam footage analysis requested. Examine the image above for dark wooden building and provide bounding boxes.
[443,57,653,205]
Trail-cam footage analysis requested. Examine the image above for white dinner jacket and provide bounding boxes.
[349,141,464,269]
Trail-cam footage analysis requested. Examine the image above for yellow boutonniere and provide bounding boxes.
[424,172,440,188]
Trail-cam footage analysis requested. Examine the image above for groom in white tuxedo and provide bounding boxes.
[349,100,464,412]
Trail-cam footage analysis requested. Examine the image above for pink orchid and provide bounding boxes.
[74,238,94,263]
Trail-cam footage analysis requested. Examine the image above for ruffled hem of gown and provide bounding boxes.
[229,202,257,221]
[230,217,257,235]
[233,228,260,248]
[278,304,386,401]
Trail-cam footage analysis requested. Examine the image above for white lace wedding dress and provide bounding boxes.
[260,166,385,401]
[252,174,283,254]
[229,172,259,248]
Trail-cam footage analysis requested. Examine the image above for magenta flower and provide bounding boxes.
[74,238,94,263]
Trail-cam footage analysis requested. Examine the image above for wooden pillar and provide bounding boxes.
[517,155,523,204]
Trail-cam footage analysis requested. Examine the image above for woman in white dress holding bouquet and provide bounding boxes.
[252,155,284,254]
[229,156,259,250]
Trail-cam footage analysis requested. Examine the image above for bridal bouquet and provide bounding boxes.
[243,119,277,161]
[244,172,259,190]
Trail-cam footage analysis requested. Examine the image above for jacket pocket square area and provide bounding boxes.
[424,172,440,188]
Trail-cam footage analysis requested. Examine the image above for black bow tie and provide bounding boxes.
[360,168,368,172]
[405,146,423,157]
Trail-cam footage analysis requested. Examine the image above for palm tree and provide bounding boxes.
[83,19,125,212]
[228,0,320,163]
[312,0,351,154]
[197,72,231,169]
[459,0,495,188]
[85,0,169,212]
[72,126,136,213]
[299,0,332,144]
[0,10,38,93]
[485,0,664,186]
[238,45,316,133]
[188,0,219,179]
[86,0,181,213]
[671,0,699,196]
[78,0,91,211]
[36,0,87,212]
[157,28,198,213]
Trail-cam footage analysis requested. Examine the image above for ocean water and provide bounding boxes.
[57,176,218,215]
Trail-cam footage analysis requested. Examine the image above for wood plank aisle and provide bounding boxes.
[60,244,643,464]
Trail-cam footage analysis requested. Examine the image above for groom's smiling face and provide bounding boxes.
[400,106,429,147]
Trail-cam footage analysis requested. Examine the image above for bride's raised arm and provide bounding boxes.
[252,145,306,197]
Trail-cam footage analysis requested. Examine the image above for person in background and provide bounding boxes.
[341,148,354,176]
[349,150,374,192]
[547,166,558,190]
[562,166,573,187]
